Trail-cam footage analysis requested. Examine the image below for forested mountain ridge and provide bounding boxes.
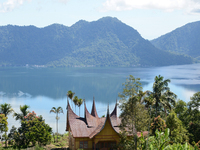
[0,17,193,67]
[151,21,200,60]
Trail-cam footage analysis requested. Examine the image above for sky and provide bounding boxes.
[0,0,200,40]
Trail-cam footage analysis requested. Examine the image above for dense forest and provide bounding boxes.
[151,21,200,61]
[0,17,194,67]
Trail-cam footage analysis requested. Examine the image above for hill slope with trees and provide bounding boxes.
[0,17,193,67]
[151,21,200,60]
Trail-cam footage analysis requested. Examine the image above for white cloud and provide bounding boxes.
[0,0,31,13]
[103,0,200,14]
[57,0,70,4]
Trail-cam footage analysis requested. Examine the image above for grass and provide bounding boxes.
[0,133,69,150]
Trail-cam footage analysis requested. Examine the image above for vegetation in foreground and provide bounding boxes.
[117,75,200,149]
[0,133,69,149]
[0,75,200,149]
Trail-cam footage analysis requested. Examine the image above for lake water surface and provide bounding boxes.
[0,64,200,134]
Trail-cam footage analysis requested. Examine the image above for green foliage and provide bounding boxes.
[13,104,30,122]
[185,92,200,144]
[148,128,170,150]
[77,98,83,116]
[0,103,14,117]
[150,75,177,117]
[50,107,64,119]
[166,111,188,143]
[119,75,146,150]
[73,96,79,112]
[150,115,166,135]
[174,99,188,126]
[22,115,52,146]
[119,75,143,132]
[118,75,142,99]
[117,131,135,150]
[8,111,52,148]
[67,90,75,100]
[164,142,198,150]
[0,114,8,133]
[187,92,200,122]
[51,133,69,148]
[120,100,149,133]
[188,122,200,144]
[0,103,13,147]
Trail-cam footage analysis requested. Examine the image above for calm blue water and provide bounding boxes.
[0,64,200,134]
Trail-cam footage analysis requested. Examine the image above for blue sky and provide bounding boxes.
[0,0,200,40]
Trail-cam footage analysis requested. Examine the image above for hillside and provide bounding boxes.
[0,17,193,67]
[151,21,200,60]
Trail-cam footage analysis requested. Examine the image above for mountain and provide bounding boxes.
[151,21,200,60]
[0,17,193,67]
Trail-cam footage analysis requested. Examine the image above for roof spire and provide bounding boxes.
[66,97,69,110]
[91,97,99,118]
[110,99,117,117]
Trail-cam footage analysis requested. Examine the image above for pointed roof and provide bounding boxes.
[84,101,100,127]
[91,98,99,118]
[89,104,119,138]
[66,100,80,132]
[110,100,117,117]
[66,98,124,138]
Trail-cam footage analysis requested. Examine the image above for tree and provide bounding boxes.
[118,75,142,99]
[0,103,14,117]
[0,103,13,147]
[50,107,63,142]
[186,92,200,144]
[151,75,176,117]
[118,75,142,150]
[13,105,30,122]
[77,98,83,116]
[188,122,200,144]
[166,111,188,143]
[0,114,8,132]
[174,99,188,126]
[0,114,8,145]
[150,115,166,135]
[187,92,200,122]
[8,111,52,148]
[73,96,79,113]
[23,112,52,146]
[67,90,75,109]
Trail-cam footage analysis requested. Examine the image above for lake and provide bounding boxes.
[0,64,200,134]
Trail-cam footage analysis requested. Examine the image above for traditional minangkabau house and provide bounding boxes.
[66,99,148,150]
[66,99,121,150]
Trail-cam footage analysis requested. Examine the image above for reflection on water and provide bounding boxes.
[0,64,200,134]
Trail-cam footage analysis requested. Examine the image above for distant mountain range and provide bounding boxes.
[0,17,195,67]
[151,21,200,60]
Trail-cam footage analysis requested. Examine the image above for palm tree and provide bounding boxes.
[77,98,83,116]
[13,105,30,122]
[0,103,14,117]
[152,75,177,116]
[73,96,79,113]
[67,90,75,109]
[0,103,14,147]
[50,107,63,142]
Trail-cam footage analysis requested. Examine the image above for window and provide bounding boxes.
[80,141,88,148]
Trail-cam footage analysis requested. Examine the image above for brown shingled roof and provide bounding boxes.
[91,98,99,118]
[66,100,137,138]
